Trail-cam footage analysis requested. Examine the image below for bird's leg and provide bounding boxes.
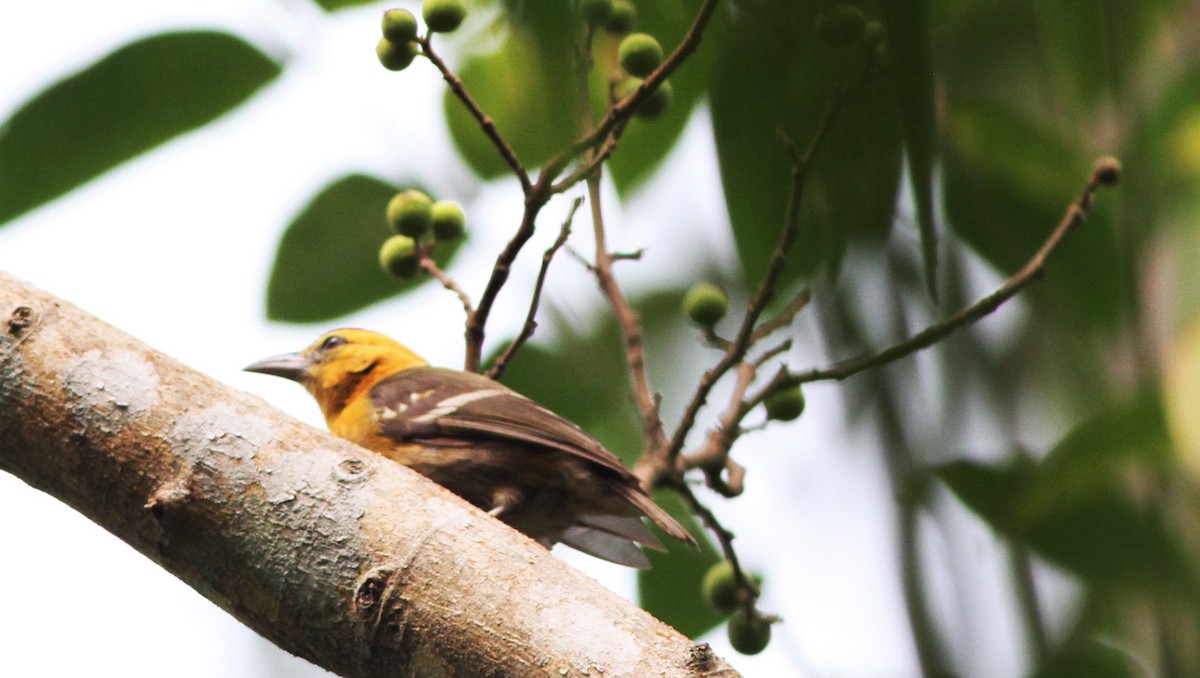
[486,486,524,519]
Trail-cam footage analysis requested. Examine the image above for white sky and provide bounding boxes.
[0,2,1050,676]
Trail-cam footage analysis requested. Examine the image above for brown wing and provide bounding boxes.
[371,367,636,480]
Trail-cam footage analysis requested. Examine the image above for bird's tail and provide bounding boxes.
[613,482,698,548]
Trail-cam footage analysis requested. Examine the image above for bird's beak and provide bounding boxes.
[244,351,312,383]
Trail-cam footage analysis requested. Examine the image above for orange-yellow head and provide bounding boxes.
[244,328,427,426]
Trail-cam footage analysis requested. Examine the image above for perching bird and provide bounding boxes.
[245,328,695,568]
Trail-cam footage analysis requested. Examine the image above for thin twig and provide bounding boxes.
[419,248,474,318]
[659,90,846,471]
[681,339,791,490]
[584,157,665,455]
[792,166,1114,385]
[570,6,668,455]
[751,288,812,343]
[420,38,530,193]
[486,198,582,381]
[464,188,551,372]
[610,249,645,262]
[693,361,757,496]
[549,115,633,194]
[672,480,769,621]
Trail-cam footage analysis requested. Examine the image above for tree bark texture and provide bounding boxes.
[0,271,741,678]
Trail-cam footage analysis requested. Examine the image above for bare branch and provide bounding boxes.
[464,189,551,373]
[672,480,768,622]
[419,246,474,318]
[584,171,666,454]
[420,38,531,193]
[659,90,846,472]
[793,162,1118,385]
[750,288,812,343]
[486,198,581,381]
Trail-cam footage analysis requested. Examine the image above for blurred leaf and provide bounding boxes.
[1030,592,1144,677]
[266,175,462,323]
[1033,641,1138,678]
[938,394,1199,598]
[1031,389,1173,493]
[446,5,581,179]
[710,1,902,287]
[1030,1,1164,107]
[943,99,1127,330]
[314,0,376,10]
[934,458,1033,530]
[0,31,280,226]
[1139,59,1200,208]
[1165,317,1200,472]
[879,0,939,299]
[933,0,1041,105]
[1019,393,1196,596]
[1024,495,1196,599]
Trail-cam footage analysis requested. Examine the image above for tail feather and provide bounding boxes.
[612,482,697,547]
[578,513,666,551]
[558,525,652,569]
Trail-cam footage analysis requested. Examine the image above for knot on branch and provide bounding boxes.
[335,457,371,484]
[355,564,410,651]
[144,476,194,520]
[354,567,394,619]
[7,306,34,337]
[686,642,739,675]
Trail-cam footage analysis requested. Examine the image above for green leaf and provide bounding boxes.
[934,459,1033,531]
[0,31,280,226]
[265,175,462,323]
[938,394,1199,598]
[445,5,581,179]
[1033,641,1139,678]
[710,2,903,287]
[1023,495,1197,599]
[879,1,939,299]
[313,0,376,10]
[1138,59,1200,208]
[1030,1,1162,108]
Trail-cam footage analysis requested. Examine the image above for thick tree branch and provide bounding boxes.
[0,272,740,678]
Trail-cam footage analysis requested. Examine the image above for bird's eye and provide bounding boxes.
[320,335,347,351]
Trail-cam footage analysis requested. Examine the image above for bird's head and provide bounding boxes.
[245,328,427,414]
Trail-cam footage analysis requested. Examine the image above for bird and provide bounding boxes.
[245,328,695,568]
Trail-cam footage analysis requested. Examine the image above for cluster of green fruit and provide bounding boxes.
[681,282,807,421]
[580,0,637,33]
[581,0,673,120]
[702,560,772,655]
[379,190,466,278]
[376,0,469,71]
[816,3,887,60]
